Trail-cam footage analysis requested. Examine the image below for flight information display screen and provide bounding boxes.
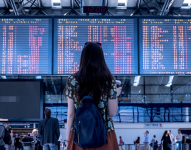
[53,18,138,75]
[139,18,191,75]
[0,18,52,75]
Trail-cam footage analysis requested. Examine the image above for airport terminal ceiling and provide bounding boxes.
[0,0,191,123]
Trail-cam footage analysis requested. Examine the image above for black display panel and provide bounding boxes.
[0,18,52,75]
[0,80,43,122]
[139,18,191,75]
[53,17,138,75]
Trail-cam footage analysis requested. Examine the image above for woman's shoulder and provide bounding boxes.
[67,73,78,85]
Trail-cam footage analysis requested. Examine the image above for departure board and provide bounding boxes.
[0,18,52,75]
[53,18,138,75]
[140,18,191,75]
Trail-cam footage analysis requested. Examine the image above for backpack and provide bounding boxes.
[73,96,107,148]
[3,128,12,145]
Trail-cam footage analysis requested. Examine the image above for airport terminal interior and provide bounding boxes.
[0,0,191,150]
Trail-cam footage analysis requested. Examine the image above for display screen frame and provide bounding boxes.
[0,16,53,76]
[138,16,191,76]
[0,79,43,122]
[53,16,139,76]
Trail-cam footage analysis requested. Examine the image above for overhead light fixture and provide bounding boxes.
[165,76,174,87]
[36,76,42,79]
[133,76,141,86]
[52,0,61,9]
[1,76,7,79]
[118,0,127,7]
[181,0,191,9]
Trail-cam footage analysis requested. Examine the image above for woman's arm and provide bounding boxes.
[66,98,75,145]
[108,87,121,117]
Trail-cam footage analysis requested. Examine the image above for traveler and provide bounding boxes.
[119,136,124,150]
[169,130,175,149]
[161,130,171,150]
[175,129,182,150]
[38,108,60,150]
[134,137,140,150]
[144,131,150,150]
[0,123,5,150]
[64,42,121,150]
[151,135,157,150]
[58,135,62,150]
[14,135,22,150]
[32,129,38,144]
[3,124,12,150]
[9,129,14,150]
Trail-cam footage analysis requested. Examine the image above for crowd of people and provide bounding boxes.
[118,129,183,150]
[119,129,183,150]
[0,120,63,150]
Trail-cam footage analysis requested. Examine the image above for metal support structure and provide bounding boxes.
[131,0,181,16]
[2,0,47,16]
[105,0,114,16]
[64,0,81,16]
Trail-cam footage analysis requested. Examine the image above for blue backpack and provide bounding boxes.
[73,96,107,148]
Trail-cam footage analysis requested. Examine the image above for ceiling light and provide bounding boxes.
[183,0,191,3]
[165,76,174,87]
[1,76,6,79]
[36,76,42,79]
[52,0,61,8]
[133,76,141,86]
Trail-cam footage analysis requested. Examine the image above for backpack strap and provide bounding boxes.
[81,96,94,103]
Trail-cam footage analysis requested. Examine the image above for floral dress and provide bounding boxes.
[66,74,117,132]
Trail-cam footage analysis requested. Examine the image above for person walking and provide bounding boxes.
[151,135,157,150]
[169,130,175,150]
[161,130,172,150]
[135,137,140,150]
[14,135,22,150]
[119,136,124,150]
[3,124,12,150]
[38,108,60,150]
[144,131,150,150]
[0,123,5,150]
[175,129,182,150]
[64,42,121,150]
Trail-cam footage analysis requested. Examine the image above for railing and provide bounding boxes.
[119,143,191,150]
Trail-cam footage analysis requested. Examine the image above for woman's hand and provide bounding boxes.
[65,140,68,147]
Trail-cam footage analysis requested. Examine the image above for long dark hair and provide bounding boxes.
[163,130,168,137]
[66,42,114,106]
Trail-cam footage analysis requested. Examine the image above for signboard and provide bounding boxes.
[144,123,163,128]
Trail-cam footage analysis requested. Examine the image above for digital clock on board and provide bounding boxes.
[83,6,108,13]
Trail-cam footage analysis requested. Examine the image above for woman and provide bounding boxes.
[65,42,121,150]
[119,136,124,150]
[135,137,140,150]
[161,130,171,150]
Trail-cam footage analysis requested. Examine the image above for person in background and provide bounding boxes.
[134,137,140,150]
[32,129,38,145]
[144,131,150,150]
[14,135,22,150]
[0,122,5,150]
[119,136,124,150]
[175,129,182,150]
[9,129,14,150]
[151,135,157,150]
[169,130,175,150]
[161,130,171,150]
[4,124,12,150]
[58,135,62,150]
[38,108,60,150]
